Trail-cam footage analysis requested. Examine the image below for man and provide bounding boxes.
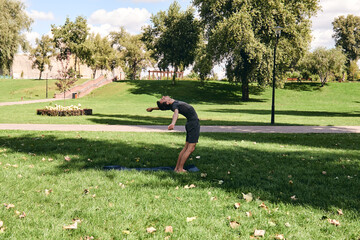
[146,96,200,173]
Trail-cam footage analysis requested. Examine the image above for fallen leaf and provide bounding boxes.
[274,234,285,239]
[226,216,231,220]
[254,229,265,237]
[196,156,201,159]
[0,220,4,233]
[83,189,89,194]
[81,236,94,240]
[15,210,21,215]
[268,221,276,227]
[229,221,240,229]
[19,212,26,219]
[48,158,53,162]
[337,209,343,215]
[45,189,52,196]
[165,226,173,233]
[184,184,196,189]
[186,216,197,222]
[210,196,217,201]
[290,195,297,201]
[289,180,293,185]
[285,222,291,227]
[322,171,327,175]
[4,203,15,209]
[246,211,252,217]
[234,202,241,209]
[242,193,253,202]
[259,202,268,210]
[328,219,340,226]
[146,227,156,233]
[0,221,3,228]
[201,173,207,178]
[119,183,125,188]
[218,180,224,185]
[63,221,78,230]
[155,196,160,199]
[64,156,71,161]
[42,157,46,161]
[122,230,130,234]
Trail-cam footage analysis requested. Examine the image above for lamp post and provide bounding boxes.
[271,26,283,125]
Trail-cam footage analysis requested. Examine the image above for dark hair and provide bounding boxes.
[157,101,171,110]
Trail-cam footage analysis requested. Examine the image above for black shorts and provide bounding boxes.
[185,119,200,143]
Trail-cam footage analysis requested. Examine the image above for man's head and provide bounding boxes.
[157,96,173,110]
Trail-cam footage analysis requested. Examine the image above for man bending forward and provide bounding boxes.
[146,96,200,172]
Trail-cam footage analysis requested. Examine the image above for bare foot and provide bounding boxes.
[174,169,187,173]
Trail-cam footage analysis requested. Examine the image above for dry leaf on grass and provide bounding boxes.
[337,209,343,215]
[186,216,197,222]
[322,171,327,175]
[234,202,241,209]
[259,202,268,210]
[285,222,291,227]
[242,193,253,202]
[64,156,71,161]
[45,189,53,196]
[184,184,196,189]
[122,230,130,234]
[210,196,217,201]
[19,212,26,219]
[328,219,340,226]
[4,203,15,209]
[246,211,252,217]
[274,234,285,239]
[229,221,240,229]
[254,229,265,237]
[146,227,156,233]
[81,236,94,240]
[218,180,224,185]
[290,195,297,201]
[63,221,78,230]
[119,183,125,188]
[165,226,173,233]
[0,220,5,233]
[200,173,207,178]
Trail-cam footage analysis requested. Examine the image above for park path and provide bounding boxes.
[0,98,64,106]
[0,124,360,133]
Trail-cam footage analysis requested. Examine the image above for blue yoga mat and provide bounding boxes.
[103,164,199,172]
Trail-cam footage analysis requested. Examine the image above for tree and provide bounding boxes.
[299,47,346,86]
[84,33,117,79]
[193,37,213,83]
[110,27,153,80]
[333,15,360,64]
[142,1,201,84]
[30,35,55,79]
[0,0,32,75]
[193,0,320,101]
[55,52,77,103]
[51,16,89,73]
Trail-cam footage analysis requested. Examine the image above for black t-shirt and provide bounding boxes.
[171,101,198,121]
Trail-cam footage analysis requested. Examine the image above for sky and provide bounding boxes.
[20,0,360,76]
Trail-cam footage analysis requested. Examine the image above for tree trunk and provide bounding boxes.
[74,56,78,73]
[172,66,178,85]
[39,71,43,80]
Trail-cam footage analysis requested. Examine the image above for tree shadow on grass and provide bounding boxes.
[88,113,303,126]
[205,109,360,118]
[283,82,323,91]
[126,80,267,104]
[1,132,359,213]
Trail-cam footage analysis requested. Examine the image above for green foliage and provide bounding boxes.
[193,0,320,101]
[142,1,201,84]
[84,34,117,78]
[55,53,78,103]
[110,28,153,80]
[299,47,346,86]
[333,15,360,63]
[348,60,360,81]
[0,0,33,74]
[29,35,55,79]
[51,16,89,72]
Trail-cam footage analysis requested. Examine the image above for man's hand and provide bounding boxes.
[146,108,153,112]
[168,124,175,130]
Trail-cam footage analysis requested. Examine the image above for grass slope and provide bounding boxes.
[0,131,359,239]
[0,80,359,126]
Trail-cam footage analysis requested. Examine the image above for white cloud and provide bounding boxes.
[88,24,119,37]
[132,0,166,2]
[89,8,151,34]
[310,0,360,50]
[26,10,55,21]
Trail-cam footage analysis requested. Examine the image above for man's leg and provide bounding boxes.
[175,142,196,172]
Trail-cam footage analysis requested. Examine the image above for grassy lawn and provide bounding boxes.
[0,78,89,102]
[0,130,359,239]
[0,80,360,126]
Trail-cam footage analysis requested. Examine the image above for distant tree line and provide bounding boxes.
[1,0,360,101]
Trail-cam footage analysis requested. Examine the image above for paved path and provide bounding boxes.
[0,124,360,133]
[0,98,67,106]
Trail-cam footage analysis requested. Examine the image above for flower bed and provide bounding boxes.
[37,104,92,116]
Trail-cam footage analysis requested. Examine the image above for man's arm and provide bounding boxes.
[168,109,179,130]
[146,107,160,112]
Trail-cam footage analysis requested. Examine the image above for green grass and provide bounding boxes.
[0,78,89,102]
[0,130,359,239]
[0,80,360,126]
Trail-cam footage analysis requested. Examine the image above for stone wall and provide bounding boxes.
[11,54,124,80]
